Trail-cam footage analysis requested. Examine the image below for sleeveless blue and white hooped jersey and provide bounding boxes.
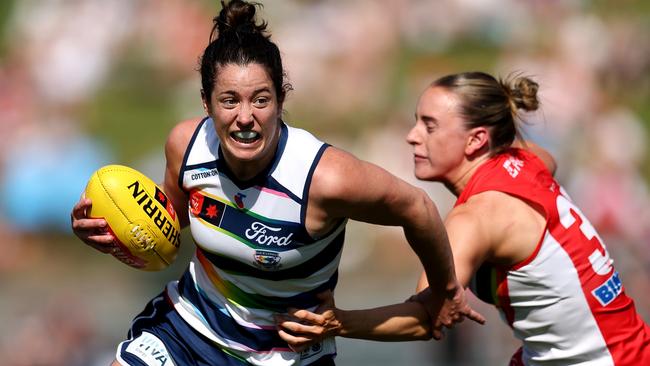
[171,117,345,365]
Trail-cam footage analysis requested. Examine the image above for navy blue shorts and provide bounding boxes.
[115,292,335,366]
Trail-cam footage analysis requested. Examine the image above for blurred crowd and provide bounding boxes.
[0,1,648,365]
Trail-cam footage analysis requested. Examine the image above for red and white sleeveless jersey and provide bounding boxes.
[460,148,650,365]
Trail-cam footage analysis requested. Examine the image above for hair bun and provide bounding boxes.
[508,76,539,112]
[213,0,267,40]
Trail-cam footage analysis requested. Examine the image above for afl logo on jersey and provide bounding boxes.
[254,250,281,270]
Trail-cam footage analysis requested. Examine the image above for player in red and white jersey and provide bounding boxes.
[276,71,650,365]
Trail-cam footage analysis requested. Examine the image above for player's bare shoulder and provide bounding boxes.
[460,190,545,264]
[163,117,204,228]
[309,147,359,202]
[304,147,352,236]
[460,190,509,211]
[445,200,488,240]
[166,118,205,159]
[448,191,510,245]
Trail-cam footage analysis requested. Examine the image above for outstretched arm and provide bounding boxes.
[304,148,484,337]
[276,291,432,351]
[277,201,491,347]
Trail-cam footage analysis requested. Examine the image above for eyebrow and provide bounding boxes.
[419,114,438,124]
[253,87,272,95]
[218,87,272,97]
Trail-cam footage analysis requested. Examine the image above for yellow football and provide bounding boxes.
[84,165,181,271]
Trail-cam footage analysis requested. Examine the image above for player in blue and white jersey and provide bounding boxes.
[70,1,484,365]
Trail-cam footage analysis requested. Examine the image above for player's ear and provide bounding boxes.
[466,127,489,155]
[201,89,210,114]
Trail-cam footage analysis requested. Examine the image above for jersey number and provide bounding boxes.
[556,188,612,276]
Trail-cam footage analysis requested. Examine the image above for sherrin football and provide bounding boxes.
[85,165,181,271]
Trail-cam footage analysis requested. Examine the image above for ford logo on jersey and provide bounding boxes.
[245,222,294,246]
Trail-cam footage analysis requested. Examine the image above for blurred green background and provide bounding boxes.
[0,1,649,365]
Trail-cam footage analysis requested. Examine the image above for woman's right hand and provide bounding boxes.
[70,196,117,254]
[275,291,341,352]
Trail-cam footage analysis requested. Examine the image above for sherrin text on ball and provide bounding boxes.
[84,165,181,271]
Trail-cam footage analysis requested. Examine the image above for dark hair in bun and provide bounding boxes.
[200,0,291,105]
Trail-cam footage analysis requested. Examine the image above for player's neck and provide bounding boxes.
[448,154,490,196]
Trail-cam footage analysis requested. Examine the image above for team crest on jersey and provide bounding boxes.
[254,250,281,270]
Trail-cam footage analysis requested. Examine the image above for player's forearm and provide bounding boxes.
[403,190,457,295]
[336,302,431,341]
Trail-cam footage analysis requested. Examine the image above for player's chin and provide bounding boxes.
[413,168,434,181]
[225,141,267,162]
[413,165,444,182]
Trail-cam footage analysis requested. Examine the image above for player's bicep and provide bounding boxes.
[314,148,429,227]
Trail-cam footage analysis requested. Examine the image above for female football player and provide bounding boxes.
[70,1,483,365]
[276,71,650,365]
